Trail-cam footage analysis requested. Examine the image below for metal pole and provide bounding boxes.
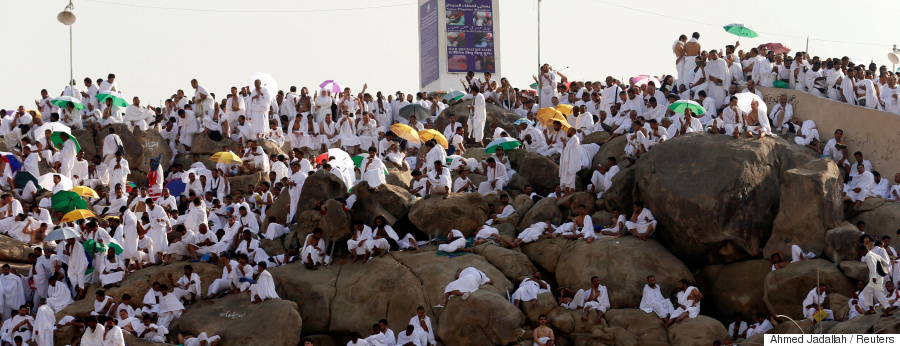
[805,35,809,53]
[69,24,74,97]
[537,0,541,107]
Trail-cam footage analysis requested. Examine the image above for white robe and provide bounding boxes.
[558,135,581,189]
[469,93,487,142]
[639,284,674,318]
[249,270,279,302]
[123,105,153,132]
[33,305,54,346]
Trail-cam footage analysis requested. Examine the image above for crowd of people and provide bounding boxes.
[2,26,900,345]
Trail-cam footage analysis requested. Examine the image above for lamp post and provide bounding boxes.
[537,0,542,107]
[58,0,76,97]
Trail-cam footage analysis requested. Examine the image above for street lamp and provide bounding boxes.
[58,0,76,97]
[889,45,900,73]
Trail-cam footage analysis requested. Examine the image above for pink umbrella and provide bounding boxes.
[319,80,346,94]
[632,75,661,87]
[759,43,791,54]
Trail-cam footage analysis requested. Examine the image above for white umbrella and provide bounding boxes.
[38,173,73,191]
[45,227,82,242]
[34,122,72,146]
[184,168,212,180]
[734,92,767,114]
[326,148,353,168]
[249,72,278,103]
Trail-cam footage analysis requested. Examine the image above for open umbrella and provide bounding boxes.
[14,171,38,189]
[71,186,99,199]
[96,91,128,108]
[442,90,465,102]
[419,129,448,149]
[50,131,81,152]
[250,72,278,103]
[60,209,96,223]
[352,154,388,175]
[485,137,522,153]
[760,43,790,54]
[735,92,767,114]
[668,100,706,115]
[536,108,564,126]
[51,96,85,110]
[83,237,124,256]
[44,227,82,242]
[555,104,574,116]
[390,124,421,144]
[165,178,187,197]
[513,118,534,126]
[38,173,73,191]
[34,122,71,146]
[723,23,758,39]
[51,190,87,213]
[632,75,662,88]
[399,104,430,121]
[319,80,345,94]
[315,153,330,165]
[0,152,22,173]
[210,151,242,164]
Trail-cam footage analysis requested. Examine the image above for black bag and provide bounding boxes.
[877,258,890,277]
[387,237,399,251]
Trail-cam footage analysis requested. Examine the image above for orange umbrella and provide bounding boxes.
[419,129,448,148]
[390,124,421,144]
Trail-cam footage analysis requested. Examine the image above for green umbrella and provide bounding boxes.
[723,23,758,38]
[83,238,124,259]
[14,171,39,190]
[352,154,388,175]
[442,90,465,102]
[51,96,85,110]
[667,100,706,115]
[484,137,522,153]
[50,131,81,152]
[51,190,88,214]
[95,91,129,108]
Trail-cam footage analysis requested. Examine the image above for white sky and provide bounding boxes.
[2,0,899,109]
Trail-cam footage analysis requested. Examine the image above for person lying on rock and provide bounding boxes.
[434,267,493,308]
[437,229,471,254]
[506,220,555,248]
[512,272,550,308]
[473,225,501,246]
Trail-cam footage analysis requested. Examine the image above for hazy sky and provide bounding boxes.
[2,0,899,108]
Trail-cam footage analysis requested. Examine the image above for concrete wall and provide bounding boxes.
[759,86,900,176]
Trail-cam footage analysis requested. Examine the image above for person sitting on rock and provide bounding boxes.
[396,324,424,346]
[625,201,657,241]
[639,275,674,322]
[409,306,436,346]
[473,225,501,246]
[91,290,117,318]
[745,313,779,337]
[302,228,326,270]
[511,272,550,308]
[364,323,387,346]
[133,314,167,343]
[506,220,555,248]
[769,251,789,271]
[597,208,626,239]
[434,267,493,308]
[580,276,611,324]
[249,262,279,304]
[348,220,373,264]
[346,333,367,346]
[727,313,748,340]
[843,163,875,210]
[366,216,400,258]
[663,279,702,328]
[156,284,185,330]
[437,229,471,254]
[533,314,555,346]
[168,265,200,305]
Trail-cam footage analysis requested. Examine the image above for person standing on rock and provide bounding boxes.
[663,279,702,329]
[860,239,895,317]
[558,127,580,196]
[465,86,487,147]
[286,161,308,223]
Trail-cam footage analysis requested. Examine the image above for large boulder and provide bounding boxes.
[270,262,337,334]
[299,171,350,212]
[519,197,563,231]
[603,308,669,344]
[351,183,413,225]
[258,138,285,156]
[407,193,488,238]
[521,238,569,273]
[384,161,412,189]
[263,192,291,227]
[839,261,868,283]
[323,199,352,243]
[96,124,143,168]
[850,202,900,240]
[134,129,174,173]
[634,133,798,266]
[824,222,864,264]
[762,259,854,319]
[765,159,843,259]
[226,171,268,194]
[591,136,627,168]
[703,260,771,323]
[0,237,32,263]
[556,191,597,217]
[554,238,693,308]
[600,164,635,213]
[473,244,538,283]
[434,101,521,146]
[666,315,728,346]
[513,152,560,196]
[169,294,302,346]
[190,135,239,155]
[72,129,99,159]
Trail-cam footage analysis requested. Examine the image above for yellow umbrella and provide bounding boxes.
[60,209,96,223]
[536,107,563,126]
[210,151,242,164]
[555,104,574,116]
[70,186,99,199]
[390,124,421,144]
[419,129,448,149]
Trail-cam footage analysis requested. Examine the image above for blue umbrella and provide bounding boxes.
[514,118,533,126]
[165,178,187,197]
[45,227,82,242]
